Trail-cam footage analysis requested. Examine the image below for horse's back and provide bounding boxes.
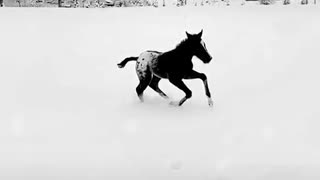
[135,50,171,79]
[136,51,161,68]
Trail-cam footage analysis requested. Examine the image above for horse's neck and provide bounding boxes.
[172,46,194,62]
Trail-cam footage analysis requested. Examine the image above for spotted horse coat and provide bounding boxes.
[133,50,172,101]
[117,30,213,107]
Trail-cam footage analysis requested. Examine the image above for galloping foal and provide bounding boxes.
[118,30,213,107]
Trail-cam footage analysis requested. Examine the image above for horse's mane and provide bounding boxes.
[175,38,189,50]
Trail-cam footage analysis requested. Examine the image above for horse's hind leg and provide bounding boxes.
[149,76,169,99]
[136,69,152,102]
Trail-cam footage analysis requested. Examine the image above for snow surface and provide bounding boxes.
[1,6,320,180]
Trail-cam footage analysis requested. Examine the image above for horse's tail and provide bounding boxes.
[117,56,138,68]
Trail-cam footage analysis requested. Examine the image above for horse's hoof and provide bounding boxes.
[163,96,170,100]
[117,64,124,68]
[138,95,144,103]
[169,101,180,106]
[208,98,213,107]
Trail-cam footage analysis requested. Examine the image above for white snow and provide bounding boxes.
[1,6,320,180]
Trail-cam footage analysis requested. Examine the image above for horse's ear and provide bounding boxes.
[198,29,203,38]
[186,31,192,39]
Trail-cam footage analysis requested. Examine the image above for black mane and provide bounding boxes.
[175,38,190,51]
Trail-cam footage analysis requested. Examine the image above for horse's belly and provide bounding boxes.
[151,67,168,79]
[149,58,169,79]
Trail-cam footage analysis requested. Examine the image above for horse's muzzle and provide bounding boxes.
[205,56,212,64]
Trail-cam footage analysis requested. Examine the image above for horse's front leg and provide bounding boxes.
[168,76,192,106]
[184,70,213,107]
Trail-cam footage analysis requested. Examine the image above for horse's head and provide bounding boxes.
[186,30,212,64]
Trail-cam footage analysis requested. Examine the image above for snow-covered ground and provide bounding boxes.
[1,6,320,180]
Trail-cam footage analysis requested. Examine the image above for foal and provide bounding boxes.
[118,30,213,107]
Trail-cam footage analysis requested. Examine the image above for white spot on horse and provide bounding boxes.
[136,51,158,79]
[208,97,213,107]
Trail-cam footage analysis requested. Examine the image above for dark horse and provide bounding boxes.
[117,30,213,107]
